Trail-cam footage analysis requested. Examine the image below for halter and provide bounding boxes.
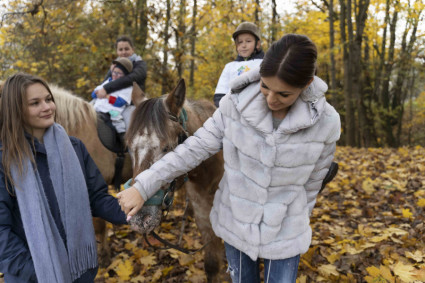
[168,108,189,146]
[160,108,189,210]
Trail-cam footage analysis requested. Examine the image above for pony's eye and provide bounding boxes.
[163,146,169,153]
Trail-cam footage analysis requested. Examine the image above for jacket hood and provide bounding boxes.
[228,67,328,134]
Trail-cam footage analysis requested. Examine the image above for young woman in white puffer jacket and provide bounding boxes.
[118,34,341,283]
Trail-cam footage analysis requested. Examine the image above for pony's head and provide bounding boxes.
[126,79,187,178]
[126,79,189,234]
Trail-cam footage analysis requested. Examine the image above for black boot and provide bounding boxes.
[320,162,339,193]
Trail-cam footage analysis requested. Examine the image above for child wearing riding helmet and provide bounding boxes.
[118,34,341,282]
[213,21,264,107]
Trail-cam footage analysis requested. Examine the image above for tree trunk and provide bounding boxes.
[340,0,356,146]
[354,0,370,147]
[254,0,260,23]
[328,0,337,106]
[138,0,148,52]
[189,0,197,88]
[161,0,171,94]
[374,0,390,105]
[392,13,419,146]
[381,9,398,147]
[176,0,186,79]
[361,35,378,146]
[270,0,278,44]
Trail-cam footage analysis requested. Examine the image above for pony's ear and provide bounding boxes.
[165,79,185,116]
[132,82,147,106]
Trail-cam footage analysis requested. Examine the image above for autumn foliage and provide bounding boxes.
[1,0,424,147]
[84,146,425,283]
[0,1,424,280]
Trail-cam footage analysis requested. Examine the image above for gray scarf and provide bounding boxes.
[12,123,97,282]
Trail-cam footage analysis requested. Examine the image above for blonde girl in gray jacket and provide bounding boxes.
[118,34,341,283]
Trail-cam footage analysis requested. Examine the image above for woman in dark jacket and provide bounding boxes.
[0,72,127,282]
[94,35,147,99]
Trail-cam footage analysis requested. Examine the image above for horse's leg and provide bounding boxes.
[184,182,224,283]
[92,217,110,267]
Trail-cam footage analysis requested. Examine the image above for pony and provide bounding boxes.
[43,85,133,265]
[126,80,226,283]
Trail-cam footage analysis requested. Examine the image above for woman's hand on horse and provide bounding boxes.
[117,187,145,217]
[95,88,107,98]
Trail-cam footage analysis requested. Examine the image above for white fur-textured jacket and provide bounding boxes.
[133,68,341,261]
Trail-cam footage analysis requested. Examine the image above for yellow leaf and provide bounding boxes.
[345,244,364,255]
[134,248,150,259]
[413,267,425,281]
[130,275,146,282]
[115,260,133,281]
[91,45,98,52]
[187,264,207,283]
[152,269,162,281]
[370,235,388,243]
[366,265,380,277]
[76,78,88,89]
[160,222,173,230]
[392,262,416,282]
[380,265,395,283]
[297,274,307,283]
[178,253,195,266]
[402,208,413,219]
[318,264,339,277]
[15,60,24,68]
[417,198,425,208]
[124,242,135,251]
[325,253,340,264]
[405,250,424,263]
[107,258,123,270]
[139,254,157,266]
[362,178,375,194]
[162,266,173,276]
[385,227,408,236]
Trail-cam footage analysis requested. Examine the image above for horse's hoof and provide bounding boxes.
[129,205,162,234]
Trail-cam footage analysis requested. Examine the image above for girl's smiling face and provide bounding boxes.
[24,83,56,140]
[260,76,307,119]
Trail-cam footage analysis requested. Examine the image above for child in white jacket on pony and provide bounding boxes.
[118,34,341,283]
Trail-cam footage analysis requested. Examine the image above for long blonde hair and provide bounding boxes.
[0,72,55,195]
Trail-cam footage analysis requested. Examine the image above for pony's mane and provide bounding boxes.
[50,85,97,133]
[127,97,171,143]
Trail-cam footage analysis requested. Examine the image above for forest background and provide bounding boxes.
[1,0,424,148]
[1,1,425,282]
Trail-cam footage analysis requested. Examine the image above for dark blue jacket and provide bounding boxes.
[0,136,127,282]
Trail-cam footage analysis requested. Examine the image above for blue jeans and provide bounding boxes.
[224,242,300,283]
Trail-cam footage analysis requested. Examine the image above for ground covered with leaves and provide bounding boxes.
[1,146,423,283]
[92,146,425,283]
